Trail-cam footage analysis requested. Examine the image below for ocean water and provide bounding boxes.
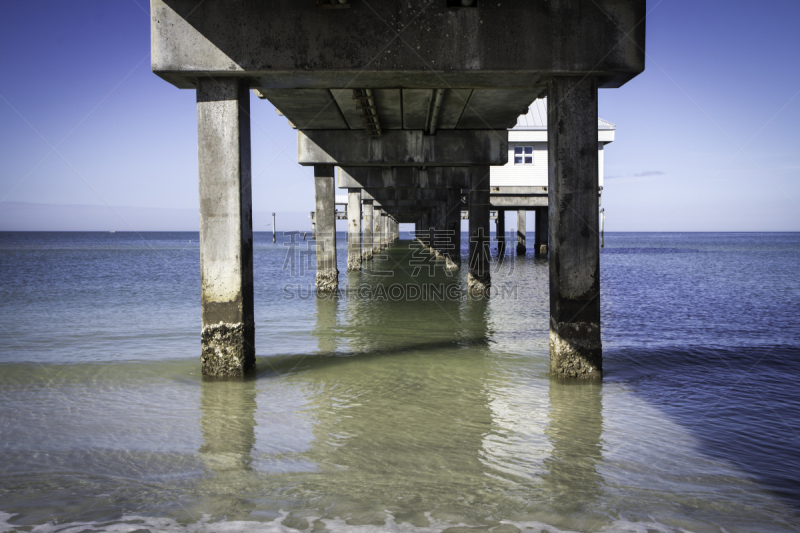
[0,231,798,532]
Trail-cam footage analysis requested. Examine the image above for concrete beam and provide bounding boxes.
[376,200,441,208]
[197,78,254,377]
[152,0,645,90]
[491,196,547,208]
[361,187,451,202]
[491,186,548,195]
[548,77,602,379]
[298,130,507,166]
[373,188,451,201]
[264,87,544,132]
[376,208,435,216]
[339,167,469,189]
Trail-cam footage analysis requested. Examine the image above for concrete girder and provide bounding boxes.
[491,197,547,208]
[371,206,433,216]
[260,87,544,131]
[339,166,469,189]
[367,199,442,208]
[359,187,451,202]
[298,130,507,167]
[152,0,645,90]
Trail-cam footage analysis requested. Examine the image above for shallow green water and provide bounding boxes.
[0,232,798,532]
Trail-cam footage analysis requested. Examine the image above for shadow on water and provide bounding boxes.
[606,345,800,511]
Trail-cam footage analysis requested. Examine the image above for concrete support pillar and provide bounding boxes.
[314,164,338,292]
[373,206,383,252]
[381,212,389,249]
[445,188,462,270]
[196,78,254,377]
[347,189,361,272]
[468,166,491,294]
[517,210,527,255]
[496,209,506,257]
[426,209,434,251]
[535,207,549,254]
[431,200,448,260]
[548,77,602,379]
[362,200,373,261]
[416,211,430,249]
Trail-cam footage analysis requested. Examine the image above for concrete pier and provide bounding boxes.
[517,210,527,255]
[496,209,506,257]
[468,166,491,294]
[363,200,373,262]
[548,77,602,379]
[196,78,255,377]
[152,0,645,380]
[535,207,549,255]
[347,189,361,272]
[314,164,338,293]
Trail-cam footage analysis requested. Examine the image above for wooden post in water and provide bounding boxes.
[600,208,605,248]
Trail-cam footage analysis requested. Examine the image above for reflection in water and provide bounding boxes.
[191,243,610,528]
[314,295,339,354]
[461,293,492,346]
[198,377,258,521]
[338,242,473,355]
[288,246,499,526]
[542,379,604,519]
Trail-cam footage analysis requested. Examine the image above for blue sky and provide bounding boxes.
[0,0,798,231]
